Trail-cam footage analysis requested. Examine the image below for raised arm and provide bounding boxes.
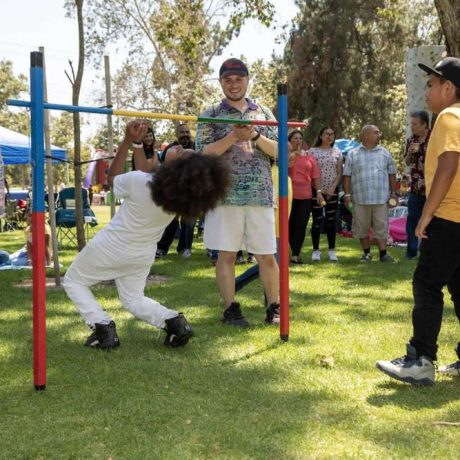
[108,120,148,186]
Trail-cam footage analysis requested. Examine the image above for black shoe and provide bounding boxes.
[156,249,166,258]
[163,313,193,348]
[222,302,249,327]
[85,321,120,349]
[265,302,280,325]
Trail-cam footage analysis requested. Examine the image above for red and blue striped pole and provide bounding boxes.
[277,83,289,341]
[30,52,47,391]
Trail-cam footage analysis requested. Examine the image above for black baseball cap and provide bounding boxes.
[418,57,460,89]
[219,58,249,79]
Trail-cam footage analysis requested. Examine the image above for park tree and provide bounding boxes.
[64,0,87,250]
[78,0,275,119]
[434,0,460,57]
[0,60,28,134]
[284,0,441,164]
[0,60,30,187]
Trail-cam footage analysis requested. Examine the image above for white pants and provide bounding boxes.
[63,241,177,328]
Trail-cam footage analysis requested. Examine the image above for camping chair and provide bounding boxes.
[55,187,98,247]
[3,199,21,231]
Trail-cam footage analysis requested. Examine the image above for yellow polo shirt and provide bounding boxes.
[425,103,460,222]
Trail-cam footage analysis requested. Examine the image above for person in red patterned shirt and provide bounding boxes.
[404,110,431,259]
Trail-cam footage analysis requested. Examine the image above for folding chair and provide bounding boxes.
[55,187,98,247]
[3,199,21,231]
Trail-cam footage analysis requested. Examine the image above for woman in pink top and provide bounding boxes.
[288,130,322,264]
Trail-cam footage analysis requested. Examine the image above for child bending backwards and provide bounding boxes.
[64,120,230,350]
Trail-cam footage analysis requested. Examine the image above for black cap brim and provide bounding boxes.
[418,63,443,78]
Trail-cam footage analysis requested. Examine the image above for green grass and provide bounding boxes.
[1,208,459,459]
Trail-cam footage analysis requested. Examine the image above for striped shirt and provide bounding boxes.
[343,145,397,204]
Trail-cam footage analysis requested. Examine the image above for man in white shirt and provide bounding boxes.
[64,120,230,350]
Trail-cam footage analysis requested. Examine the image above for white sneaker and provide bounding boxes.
[328,249,338,262]
[311,250,321,262]
[376,344,435,386]
[438,360,460,376]
[181,249,192,258]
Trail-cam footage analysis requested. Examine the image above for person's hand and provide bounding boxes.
[125,119,148,143]
[344,196,351,208]
[288,152,296,167]
[232,125,255,142]
[415,213,432,239]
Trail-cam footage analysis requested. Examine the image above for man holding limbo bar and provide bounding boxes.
[195,58,280,327]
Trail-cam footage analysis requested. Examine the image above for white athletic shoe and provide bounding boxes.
[311,250,321,262]
[438,360,460,376]
[328,249,338,262]
[376,344,435,386]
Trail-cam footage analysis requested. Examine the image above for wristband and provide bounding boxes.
[316,189,322,194]
[344,194,351,197]
[131,141,143,149]
[252,131,261,142]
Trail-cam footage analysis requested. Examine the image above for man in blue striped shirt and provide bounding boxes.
[343,125,397,262]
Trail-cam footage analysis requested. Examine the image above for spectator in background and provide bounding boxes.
[404,110,431,260]
[309,127,343,262]
[156,123,196,259]
[132,126,159,171]
[288,130,322,264]
[343,125,397,262]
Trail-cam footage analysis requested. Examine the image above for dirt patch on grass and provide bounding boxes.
[15,274,171,289]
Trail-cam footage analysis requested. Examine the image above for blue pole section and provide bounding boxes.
[7,99,112,116]
[30,51,47,391]
[277,83,289,341]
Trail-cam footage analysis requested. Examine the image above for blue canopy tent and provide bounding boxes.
[0,126,67,165]
[335,138,360,156]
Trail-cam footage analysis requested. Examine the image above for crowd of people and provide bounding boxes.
[7,55,454,388]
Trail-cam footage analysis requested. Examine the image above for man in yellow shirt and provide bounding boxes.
[377,57,460,385]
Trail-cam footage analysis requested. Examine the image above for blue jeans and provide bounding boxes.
[406,193,425,257]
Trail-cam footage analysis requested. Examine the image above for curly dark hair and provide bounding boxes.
[149,153,231,221]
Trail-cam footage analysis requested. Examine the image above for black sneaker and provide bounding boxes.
[265,302,280,325]
[222,302,249,327]
[85,321,120,349]
[163,313,193,348]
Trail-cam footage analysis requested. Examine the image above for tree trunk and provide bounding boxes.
[72,0,86,251]
[434,0,460,57]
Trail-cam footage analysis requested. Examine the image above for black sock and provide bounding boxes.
[379,250,387,258]
[364,247,370,254]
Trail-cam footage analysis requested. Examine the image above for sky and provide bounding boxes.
[0,0,299,108]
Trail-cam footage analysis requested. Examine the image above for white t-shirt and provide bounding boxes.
[91,171,174,258]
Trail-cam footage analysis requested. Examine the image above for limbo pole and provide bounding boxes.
[8,100,307,129]
[30,52,47,390]
[277,84,289,341]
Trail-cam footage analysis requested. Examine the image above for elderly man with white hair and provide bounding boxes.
[343,125,397,262]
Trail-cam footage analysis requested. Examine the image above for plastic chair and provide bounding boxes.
[55,187,98,247]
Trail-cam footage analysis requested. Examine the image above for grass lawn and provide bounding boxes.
[1,206,459,459]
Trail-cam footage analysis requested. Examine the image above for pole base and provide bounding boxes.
[34,384,46,391]
[280,334,289,342]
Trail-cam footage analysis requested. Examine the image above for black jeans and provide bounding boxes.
[410,217,460,361]
[311,191,338,250]
[289,198,312,257]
